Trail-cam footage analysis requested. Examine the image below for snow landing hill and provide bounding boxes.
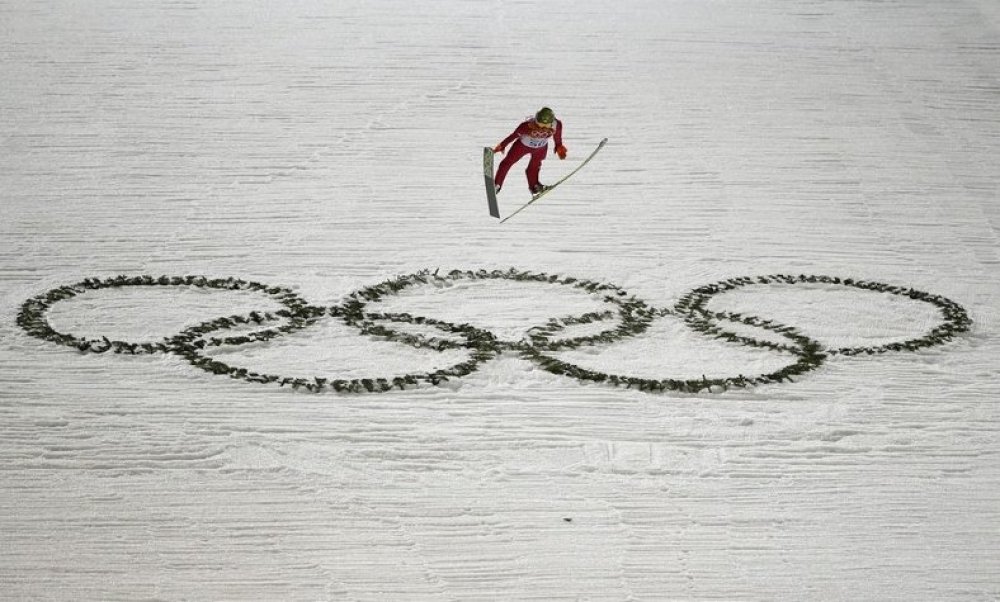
[1,1,999,600]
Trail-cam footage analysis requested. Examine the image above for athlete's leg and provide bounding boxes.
[525,146,549,190]
[494,142,530,189]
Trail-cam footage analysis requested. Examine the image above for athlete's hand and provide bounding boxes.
[493,144,505,154]
[555,145,567,160]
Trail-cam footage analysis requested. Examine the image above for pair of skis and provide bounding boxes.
[483,138,607,223]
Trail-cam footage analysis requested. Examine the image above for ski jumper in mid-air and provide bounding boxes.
[493,107,567,195]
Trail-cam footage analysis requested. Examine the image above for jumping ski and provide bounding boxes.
[483,146,500,218]
[499,137,608,224]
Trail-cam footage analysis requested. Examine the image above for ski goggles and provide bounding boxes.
[535,118,555,128]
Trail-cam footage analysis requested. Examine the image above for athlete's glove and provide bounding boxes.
[555,145,567,160]
[493,144,505,154]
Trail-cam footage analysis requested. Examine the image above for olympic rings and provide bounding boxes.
[16,275,313,355]
[523,310,826,393]
[175,310,499,393]
[336,268,659,352]
[674,274,973,356]
[15,269,972,394]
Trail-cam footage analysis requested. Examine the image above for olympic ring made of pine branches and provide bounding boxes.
[15,269,972,394]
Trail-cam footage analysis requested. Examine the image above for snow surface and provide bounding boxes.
[2,0,999,599]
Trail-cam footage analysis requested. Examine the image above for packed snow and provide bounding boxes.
[2,0,999,599]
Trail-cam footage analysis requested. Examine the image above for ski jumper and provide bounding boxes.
[494,118,564,191]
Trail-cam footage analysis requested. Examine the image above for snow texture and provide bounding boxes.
[2,0,999,600]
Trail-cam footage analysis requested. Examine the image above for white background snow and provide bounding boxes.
[2,0,999,599]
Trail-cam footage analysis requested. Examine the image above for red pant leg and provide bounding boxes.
[494,142,547,190]
[494,142,530,189]
[524,145,548,190]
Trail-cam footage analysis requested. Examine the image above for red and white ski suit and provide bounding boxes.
[494,118,564,191]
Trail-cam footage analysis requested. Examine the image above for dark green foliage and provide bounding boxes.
[16,269,972,395]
